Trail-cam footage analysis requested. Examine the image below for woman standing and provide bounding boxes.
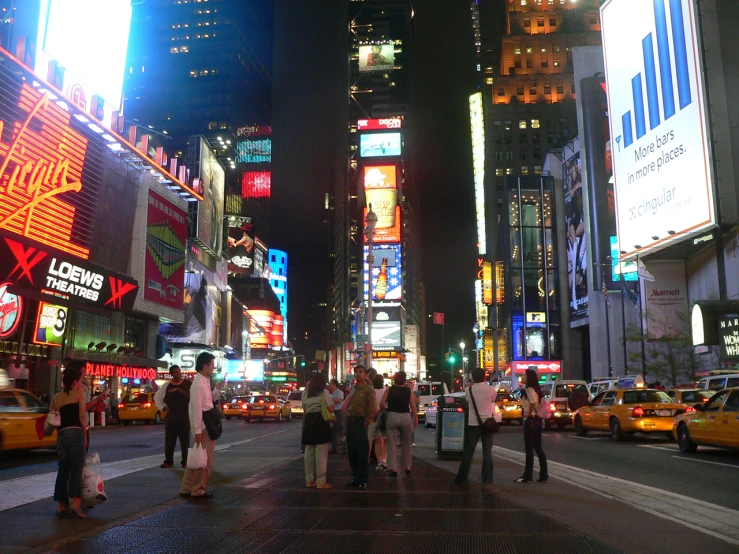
[302,373,335,489]
[368,374,387,470]
[52,361,88,518]
[515,368,549,483]
[380,371,418,476]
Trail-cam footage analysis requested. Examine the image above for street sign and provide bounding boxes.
[433,312,445,325]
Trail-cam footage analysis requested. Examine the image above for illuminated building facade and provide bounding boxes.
[328,0,424,379]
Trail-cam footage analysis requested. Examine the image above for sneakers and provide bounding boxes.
[514,477,531,483]
[160,463,173,468]
[316,483,333,489]
[412,442,417,447]
[376,463,387,470]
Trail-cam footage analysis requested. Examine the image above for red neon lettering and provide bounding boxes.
[0,85,90,258]
[105,277,136,310]
[6,238,48,286]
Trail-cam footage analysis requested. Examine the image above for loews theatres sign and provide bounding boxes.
[0,232,138,312]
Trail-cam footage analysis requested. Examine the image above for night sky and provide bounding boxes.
[271,0,479,365]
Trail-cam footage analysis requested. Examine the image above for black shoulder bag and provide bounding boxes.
[469,387,499,434]
[202,408,223,440]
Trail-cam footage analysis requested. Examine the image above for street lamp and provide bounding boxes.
[459,341,466,374]
[364,204,378,370]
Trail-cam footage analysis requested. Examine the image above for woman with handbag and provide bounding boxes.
[301,373,335,489]
[380,371,417,477]
[51,361,88,518]
[455,368,497,485]
[367,374,387,470]
[515,368,549,483]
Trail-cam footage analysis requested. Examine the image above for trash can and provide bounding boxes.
[435,393,468,459]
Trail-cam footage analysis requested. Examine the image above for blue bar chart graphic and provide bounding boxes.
[620,0,692,149]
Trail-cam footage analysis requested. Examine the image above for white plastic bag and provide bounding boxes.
[187,444,208,470]
[81,453,107,506]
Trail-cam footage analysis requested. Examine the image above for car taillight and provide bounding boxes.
[685,406,696,414]
[632,406,645,417]
[702,398,709,402]
[431,401,437,407]
[240,402,245,407]
[456,407,464,412]
[142,402,152,408]
[118,403,124,409]
[549,402,556,411]
[269,404,275,410]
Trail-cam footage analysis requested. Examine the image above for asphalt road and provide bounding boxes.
[0,416,299,482]
[418,419,739,511]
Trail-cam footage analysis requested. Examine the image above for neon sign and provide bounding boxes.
[0,282,23,339]
[0,84,91,259]
[470,92,487,255]
[33,302,68,346]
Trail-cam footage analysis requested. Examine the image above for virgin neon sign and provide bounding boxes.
[0,84,91,259]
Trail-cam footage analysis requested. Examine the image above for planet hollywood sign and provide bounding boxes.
[85,362,157,381]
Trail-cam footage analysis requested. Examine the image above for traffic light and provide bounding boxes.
[300,360,306,367]
[444,352,450,362]
[449,355,456,364]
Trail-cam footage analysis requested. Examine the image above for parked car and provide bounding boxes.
[286,390,304,418]
[541,381,591,429]
[674,388,739,452]
[696,374,739,391]
[119,392,167,425]
[414,381,448,421]
[0,388,56,453]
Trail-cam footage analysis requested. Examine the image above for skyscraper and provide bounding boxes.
[329,0,424,379]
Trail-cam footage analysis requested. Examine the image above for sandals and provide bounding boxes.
[69,505,87,518]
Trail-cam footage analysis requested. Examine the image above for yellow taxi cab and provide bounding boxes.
[241,394,292,422]
[495,390,523,424]
[573,388,687,440]
[118,392,167,425]
[666,388,714,407]
[674,387,739,452]
[223,396,250,420]
[0,388,57,453]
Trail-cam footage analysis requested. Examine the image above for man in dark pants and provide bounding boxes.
[343,365,377,490]
[455,368,497,484]
[154,365,192,468]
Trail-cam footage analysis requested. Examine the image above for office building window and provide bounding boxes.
[541,60,549,68]
[506,168,514,175]
[534,165,542,174]
[571,84,576,93]
[486,77,493,85]
[496,152,504,161]
[521,166,529,175]
[550,17,557,26]
[523,18,531,27]
[553,45,561,53]
[531,119,540,129]
[537,18,544,27]
[543,85,551,94]
[519,134,528,143]
[506,151,514,161]
[515,60,522,69]
[527,59,534,69]
[590,16,598,25]
[529,86,537,95]
[496,168,504,176]
[526,46,533,54]
[556,85,564,94]
[498,89,506,97]
[553,60,560,67]
[534,149,542,159]
[494,121,502,127]
[504,121,512,131]
[514,47,522,55]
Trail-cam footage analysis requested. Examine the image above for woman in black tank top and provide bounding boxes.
[51,361,88,518]
[380,372,419,476]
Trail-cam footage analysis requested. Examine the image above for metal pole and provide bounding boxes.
[637,254,646,377]
[621,276,628,375]
[603,268,612,377]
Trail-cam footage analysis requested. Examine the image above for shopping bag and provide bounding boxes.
[187,444,208,470]
[81,453,108,506]
[44,410,61,437]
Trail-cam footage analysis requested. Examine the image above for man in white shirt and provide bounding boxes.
[179,352,216,499]
[455,368,497,485]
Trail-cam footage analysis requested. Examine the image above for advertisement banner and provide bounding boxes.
[246,309,275,349]
[357,117,402,131]
[160,260,221,344]
[359,132,402,158]
[358,44,395,72]
[565,153,588,322]
[643,261,688,339]
[470,92,487,255]
[601,0,715,258]
[144,191,187,309]
[0,282,22,339]
[719,317,739,361]
[241,171,271,199]
[196,138,225,255]
[363,244,402,301]
[609,235,638,282]
[227,217,254,275]
[0,232,138,312]
[235,138,271,164]
[33,302,68,346]
[483,329,495,370]
[482,261,493,305]
[495,262,505,305]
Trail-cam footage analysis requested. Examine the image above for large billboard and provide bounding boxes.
[357,117,402,131]
[363,244,402,301]
[565,153,588,322]
[359,132,402,158]
[268,249,288,320]
[227,216,254,275]
[470,92,487,255]
[235,138,271,164]
[371,306,402,351]
[33,302,68,347]
[144,191,187,309]
[601,0,715,259]
[363,165,400,243]
[35,0,132,116]
[241,171,271,199]
[195,139,225,255]
[358,44,395,72]
[643,261,688,339]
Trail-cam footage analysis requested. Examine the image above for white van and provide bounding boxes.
[540,380,591,429]
[414,382,449,421]
[696,374,739,391]
[588,378,619,397]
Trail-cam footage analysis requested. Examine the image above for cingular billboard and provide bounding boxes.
[601,0,715,259]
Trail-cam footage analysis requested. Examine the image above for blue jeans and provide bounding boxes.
[456,425,494,484]
[347,417,369,484]
[54,428,86,501]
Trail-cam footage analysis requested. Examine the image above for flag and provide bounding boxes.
[621,273,638,305]
[637,260,655,281]
[602,281,610,308]
[433,312,445,325]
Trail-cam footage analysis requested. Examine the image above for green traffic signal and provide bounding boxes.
[449,355,456,363]
[300,361,306,367]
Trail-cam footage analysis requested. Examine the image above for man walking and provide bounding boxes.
[328,379,345,454]
[343,365,377,490]
[455,368,497,485]
[180,353,217,499]
[154,365,191,468]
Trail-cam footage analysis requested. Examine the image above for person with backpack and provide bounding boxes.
[515,368,549,483]
[455,368,497,485]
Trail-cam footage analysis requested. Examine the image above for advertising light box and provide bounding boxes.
[34,302,68,346]
[363,244,402,301]
[470,92,487,255]
[359,133,402,158]
[358,44,395,72]
[36,0,132,114]
[358,117,402,131]
[601,0,715,259]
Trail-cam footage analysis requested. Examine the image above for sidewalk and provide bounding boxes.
[33,454,622,554]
